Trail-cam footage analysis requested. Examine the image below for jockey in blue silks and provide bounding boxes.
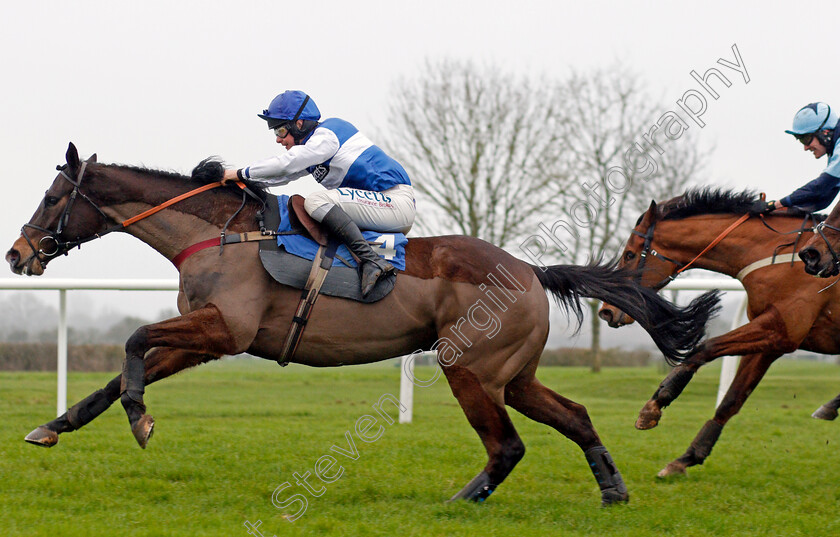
[223,90,415,297]
[753,102,840,214]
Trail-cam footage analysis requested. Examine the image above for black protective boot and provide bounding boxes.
[320,206,395,297]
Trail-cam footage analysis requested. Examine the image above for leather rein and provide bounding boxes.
[23,159,270,271]
[632,213,750,289]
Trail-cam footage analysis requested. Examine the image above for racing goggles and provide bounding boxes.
[795,132,815,145]
[274,124,292,139]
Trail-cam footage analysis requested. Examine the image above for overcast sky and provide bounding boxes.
[1,1,837,327]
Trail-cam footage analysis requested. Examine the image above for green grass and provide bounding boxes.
[1,359,839,536]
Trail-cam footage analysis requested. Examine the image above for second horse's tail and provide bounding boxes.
[531,260,720,365]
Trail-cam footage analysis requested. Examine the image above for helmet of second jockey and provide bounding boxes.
[785,102,839,148]
[257,90,321,142]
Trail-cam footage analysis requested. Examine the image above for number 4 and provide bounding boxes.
[373,234,397,260]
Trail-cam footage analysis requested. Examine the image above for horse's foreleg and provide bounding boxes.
[443,364,525,503]
[505,374,628,506]
[25,348,218,447]
[637,307,794,430]
[812,393,840,421]
[120,304,237,448]
[657,352,779,478]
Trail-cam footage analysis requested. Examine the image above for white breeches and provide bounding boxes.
[303,184,416,234]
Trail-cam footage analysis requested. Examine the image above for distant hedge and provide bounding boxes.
[539,348,652,367]
[0,343,124,372]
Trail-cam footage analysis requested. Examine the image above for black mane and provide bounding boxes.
[661,187,757,220]
[659,187,825,221]
[104,163,189,182]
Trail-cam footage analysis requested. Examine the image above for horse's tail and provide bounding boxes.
[531,260,721,365]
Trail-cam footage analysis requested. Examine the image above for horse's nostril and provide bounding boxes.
[5,249,19,266]
[799,248,818,264]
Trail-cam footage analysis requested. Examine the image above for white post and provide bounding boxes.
[715,295,748,407]
[399,354,414,423]
[57,289,68,416]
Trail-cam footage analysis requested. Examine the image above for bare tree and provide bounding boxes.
[549,67,710,371]
[382,59,570,246]
[383,61,709,372]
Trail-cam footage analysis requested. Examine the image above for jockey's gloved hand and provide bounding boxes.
[749,199,776,215]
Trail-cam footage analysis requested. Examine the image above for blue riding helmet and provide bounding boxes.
[257,90,321,129]
[785,102,838,136]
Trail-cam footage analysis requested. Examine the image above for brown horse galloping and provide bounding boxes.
[6,143,718,505]
[599,188,840,478]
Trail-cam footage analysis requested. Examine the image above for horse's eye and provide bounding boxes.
[44,195,59,207]
[624,251,636,261]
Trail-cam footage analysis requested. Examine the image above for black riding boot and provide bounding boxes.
[320,206,395,297]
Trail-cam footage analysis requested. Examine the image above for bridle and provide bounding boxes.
[19,158,243,268]
[630,219,687,289]
[631,212,750,289]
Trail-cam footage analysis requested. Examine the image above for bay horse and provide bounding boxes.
[6,143,719,505]
[598,187,840,478]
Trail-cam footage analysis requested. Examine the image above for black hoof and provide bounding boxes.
[601,487,629,506]
[447,471,496,503]
[812,405,838,421]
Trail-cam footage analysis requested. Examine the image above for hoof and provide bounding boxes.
[447,471,495,503]
[656,461,687,479]
[635,400,662,430]
[812,405,838,421]
[131,415,155,449]
[601,488,629,506]
[24,426,59,447]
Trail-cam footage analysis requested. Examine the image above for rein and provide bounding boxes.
[26,158,268,269]
[634,213,750,288]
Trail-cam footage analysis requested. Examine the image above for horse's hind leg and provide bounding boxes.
[25,348,217,447]
[657,352,779,478]
[443,364,525,502]
[120,305,239,448]
[505,372,629,506]
[812,393,840,421]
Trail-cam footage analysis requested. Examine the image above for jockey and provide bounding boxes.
[223,90,416,297]
[753,102,840,214]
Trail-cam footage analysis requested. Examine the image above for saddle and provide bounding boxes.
[258,193,400,365]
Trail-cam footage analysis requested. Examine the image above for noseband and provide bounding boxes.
[631,220,686,289]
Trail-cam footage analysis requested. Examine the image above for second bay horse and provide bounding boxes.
[599,188,840,477]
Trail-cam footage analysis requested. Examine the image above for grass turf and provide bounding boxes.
[1,358,838,536]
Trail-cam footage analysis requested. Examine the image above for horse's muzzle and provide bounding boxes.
[6,238,45,276]
[799,246,839,278]
[598,304,636,327]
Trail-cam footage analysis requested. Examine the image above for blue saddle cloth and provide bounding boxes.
[274,194,407,270]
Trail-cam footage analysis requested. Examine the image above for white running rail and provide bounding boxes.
[0,277,745,419]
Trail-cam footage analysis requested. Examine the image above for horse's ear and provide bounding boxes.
[648,200,657,212]
[88,153,97,164]
[66,142,80,171]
